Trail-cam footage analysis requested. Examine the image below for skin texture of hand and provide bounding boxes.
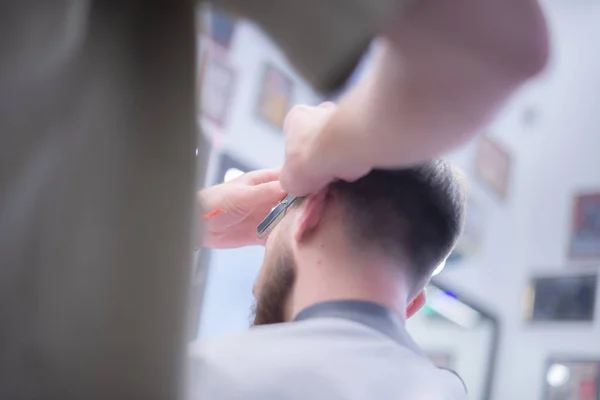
[198,169,285,249]
[280,102,371,196]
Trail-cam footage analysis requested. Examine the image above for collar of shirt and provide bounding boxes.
[293,300,468,394]
[293,300,427,358]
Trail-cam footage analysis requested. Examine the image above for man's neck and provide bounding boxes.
[287,244,410,322]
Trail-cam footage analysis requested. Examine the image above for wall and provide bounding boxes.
[197,3,600,399]
[439,2,600,399]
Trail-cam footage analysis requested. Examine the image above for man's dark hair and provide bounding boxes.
[328,160,466,291]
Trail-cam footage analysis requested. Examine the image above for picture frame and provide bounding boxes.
[207,7,237,49]
[474,136,512,200]
[569,192,600,260]
[256,63,294,131]
[199,53,236,127]
[543,357,600,400]
[524,273,597,323]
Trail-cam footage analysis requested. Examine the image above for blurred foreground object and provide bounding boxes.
[0,2,197,399]
[0,0,428,398]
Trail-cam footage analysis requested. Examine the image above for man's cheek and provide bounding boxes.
[265,234,274,247]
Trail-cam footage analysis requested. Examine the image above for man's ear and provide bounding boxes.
[294,190,328,243]
[406,290,427,319]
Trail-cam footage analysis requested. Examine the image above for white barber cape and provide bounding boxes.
[187,301,467,400]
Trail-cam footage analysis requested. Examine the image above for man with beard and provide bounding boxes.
[0,0,547,397]
[189,161,467,399]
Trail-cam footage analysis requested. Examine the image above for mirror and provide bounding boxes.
[406,280,499,400]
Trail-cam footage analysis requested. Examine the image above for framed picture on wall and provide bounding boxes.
[448,196,485,263]
[199,53,236,127]
[543,358,600,400]
[524,273,597,323]
[569,192,600,260]
[256,63,294,130]
[208,8,237,49]
[474,136,512,200]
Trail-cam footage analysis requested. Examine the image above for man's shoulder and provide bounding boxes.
[187,319,467,400]
[189,318,369,362]
[189,318,415,378]
[190,317,422,360]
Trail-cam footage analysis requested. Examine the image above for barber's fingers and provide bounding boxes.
[318,101,337,110]
[238,169,280,186]
[247,180,286,205]
[279,167,329,198]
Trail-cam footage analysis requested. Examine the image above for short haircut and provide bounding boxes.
[327,160,466,291]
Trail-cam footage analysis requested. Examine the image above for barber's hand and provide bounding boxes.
[279,102,370,196]
[198,169,285,249]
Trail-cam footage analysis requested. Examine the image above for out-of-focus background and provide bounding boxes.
[191,2,600,400]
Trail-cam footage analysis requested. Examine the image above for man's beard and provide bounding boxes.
[251,248,296,326]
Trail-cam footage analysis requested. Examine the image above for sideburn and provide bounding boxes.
[251,251,296,326]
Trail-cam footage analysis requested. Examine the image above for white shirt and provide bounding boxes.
[187,301,467,400]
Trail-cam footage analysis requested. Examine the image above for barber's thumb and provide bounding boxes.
[280,168,324,198]
[283,105,315,134]
[278,168,303,197]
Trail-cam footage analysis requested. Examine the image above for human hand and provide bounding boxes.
[279,102,371,196]
[198,169,286,249]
